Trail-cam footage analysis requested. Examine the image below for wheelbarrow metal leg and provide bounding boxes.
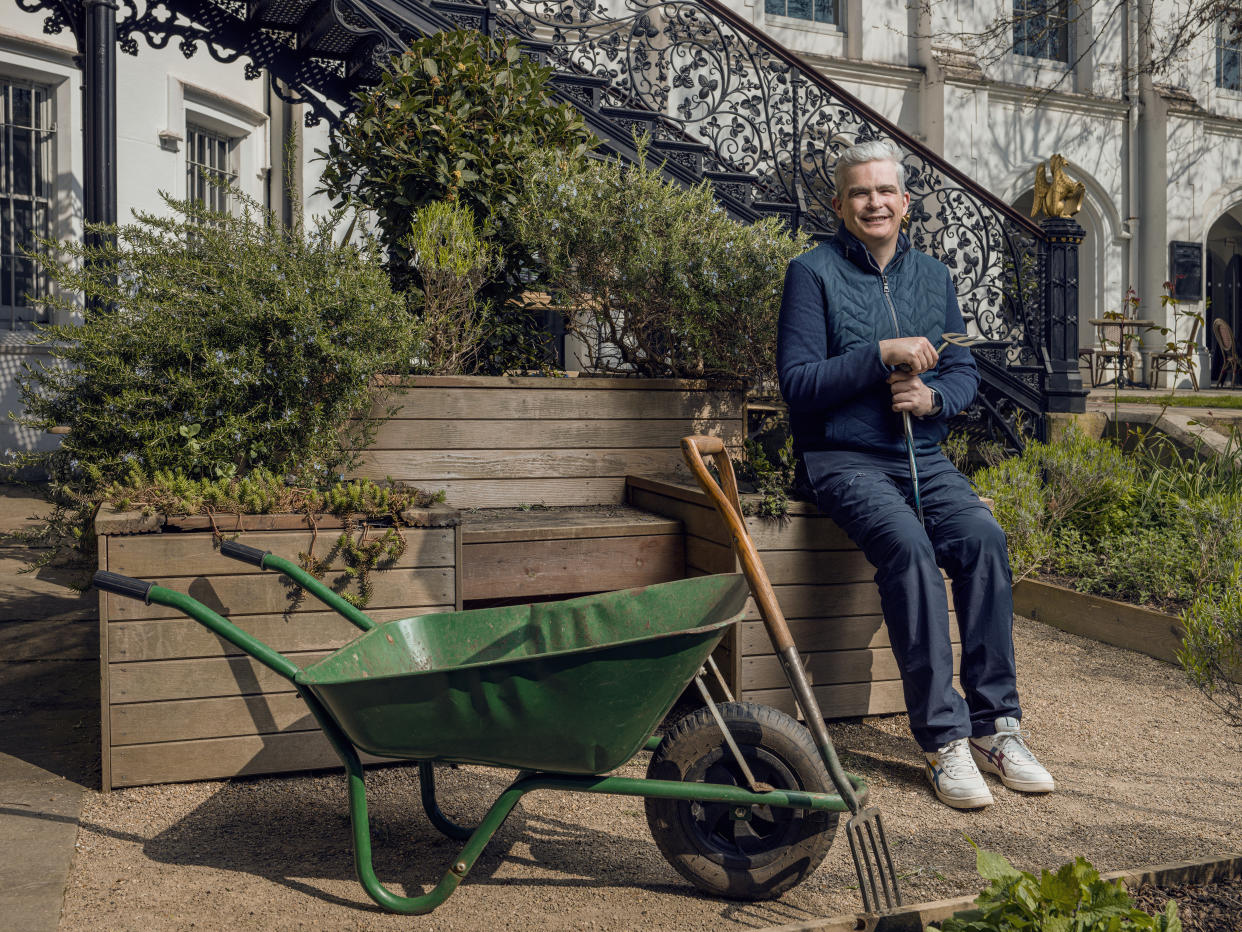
[419,762,474,841]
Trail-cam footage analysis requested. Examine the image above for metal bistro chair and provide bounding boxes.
[1213,318,1242,389]
[1093,319,1139,388]
[1149,315,1202,390]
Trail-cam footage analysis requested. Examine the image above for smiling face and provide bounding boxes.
[831,158,911,258]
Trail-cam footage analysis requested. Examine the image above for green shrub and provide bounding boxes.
[1179,564,1242,727]
[935,846,1180,931]
[513,141,809,381]
[9,190,411,552]
[971,453,1052,582]
[320,29,592,369]
[405,200,498,374]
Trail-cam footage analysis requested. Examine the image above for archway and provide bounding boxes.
[1207,203,1242,386]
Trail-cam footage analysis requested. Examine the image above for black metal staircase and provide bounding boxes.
[14,0,1089,444]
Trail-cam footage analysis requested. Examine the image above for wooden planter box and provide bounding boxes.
[1012,578,1184,664]
[349,375,746,508]
[96,505,460,790]
[627,476,960,718]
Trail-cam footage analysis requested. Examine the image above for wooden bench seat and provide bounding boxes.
[460,505,685,604]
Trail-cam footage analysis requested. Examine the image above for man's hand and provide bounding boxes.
[879,336,938,374]
[887,370,937,416]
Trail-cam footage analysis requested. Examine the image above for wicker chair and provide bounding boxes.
[1148,316,1201,390]
[1213,318,1241,388]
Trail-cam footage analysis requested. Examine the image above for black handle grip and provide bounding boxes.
[220,540,270,568]
[93,571,155,603]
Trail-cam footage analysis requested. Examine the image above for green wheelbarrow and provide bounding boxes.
[94,546,871,915]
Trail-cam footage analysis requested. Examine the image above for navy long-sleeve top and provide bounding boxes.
[777,228,979,482]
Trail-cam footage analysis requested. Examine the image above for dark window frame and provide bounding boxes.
[185,123,240,216]
[1219,20,1242,91]
[1,78,54,331]
[1013,0,1071,63]
[764,0,841,28]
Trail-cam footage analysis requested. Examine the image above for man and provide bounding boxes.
[776,139,1054,810]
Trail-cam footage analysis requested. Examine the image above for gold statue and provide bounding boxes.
[1031,154,1085,219]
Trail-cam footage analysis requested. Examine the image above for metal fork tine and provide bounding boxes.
[861,814,892,907]
[845,823,872,913]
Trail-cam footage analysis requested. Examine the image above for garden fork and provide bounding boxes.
[681,435,902,914]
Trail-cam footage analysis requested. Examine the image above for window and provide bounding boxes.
[765,0,839,26]
[1013,0,1070,62]
[1219,19,1242,91]
[185,123,238,214]
[1,79,53,330]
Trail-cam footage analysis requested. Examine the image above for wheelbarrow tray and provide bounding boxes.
[295,574,750,775]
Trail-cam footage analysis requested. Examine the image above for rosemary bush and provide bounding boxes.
[8,191,412,552]
[514,142,808,380]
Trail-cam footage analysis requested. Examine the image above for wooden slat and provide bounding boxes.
[461,535,683,601]
[759,549,877,586]
[748,516,855,551]
[685,535,737,576]
[381,387,744,420]
[380,375,739,390]
[111,692,316,745]
[110,651,328,704]
[107,607,449,662]
[352,448,686,481]
[107,528,456,577]
[460,507,681,544]
[743,679,910,719]
[370,418,739,450]
[1012,578,1184,664]
[107,730,396,787]
[741,644,962,691]
[739,614,960,654]
[105,567,455,621]
[627,486,731,546]
[741,583,957,621]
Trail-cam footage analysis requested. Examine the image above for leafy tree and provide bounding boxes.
[320,30,593,369]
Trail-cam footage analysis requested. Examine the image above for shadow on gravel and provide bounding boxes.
[135,766,705,912]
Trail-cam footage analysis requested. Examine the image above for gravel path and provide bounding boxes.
[60,616,1242,930]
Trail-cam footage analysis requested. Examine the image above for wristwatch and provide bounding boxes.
[926,387,943,417]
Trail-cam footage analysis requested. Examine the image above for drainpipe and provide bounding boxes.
[913,2,944,154]
[1120,0,1138,296]
[1135,0,1168,377]
[82,0,117,315]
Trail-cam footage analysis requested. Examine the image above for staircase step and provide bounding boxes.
[345,35,390,83]
[428,0,491,32]
[751,199,799,227]
[650,138,709,176]
[298,0,369,57]
[703,169,756,207]
[247,0,316,29]
[551,72,608,111]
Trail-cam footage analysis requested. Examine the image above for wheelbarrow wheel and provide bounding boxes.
[645,701,838,900]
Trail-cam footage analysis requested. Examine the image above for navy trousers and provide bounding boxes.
[805,459,1021,752]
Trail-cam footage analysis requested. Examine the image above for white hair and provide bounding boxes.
[833,139,906,196]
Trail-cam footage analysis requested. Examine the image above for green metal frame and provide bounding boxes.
[133,571,867,915]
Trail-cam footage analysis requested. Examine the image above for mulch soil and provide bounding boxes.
[1132,877,1242,932]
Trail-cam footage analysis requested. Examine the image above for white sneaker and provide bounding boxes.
[969,717,1055,793]
[925,738,994,809]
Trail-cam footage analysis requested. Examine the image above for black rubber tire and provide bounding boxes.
[645,701,839,900]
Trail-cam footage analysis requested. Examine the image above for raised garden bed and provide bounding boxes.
[1012,577,1184,665]
[95,504,459,790]
[627,475,960,717]
[349,375,745,508]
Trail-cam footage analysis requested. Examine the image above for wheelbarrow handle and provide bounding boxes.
[92,571,301,681]
[218,540,377,632]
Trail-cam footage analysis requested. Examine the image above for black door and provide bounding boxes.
[1208,250,1242,384]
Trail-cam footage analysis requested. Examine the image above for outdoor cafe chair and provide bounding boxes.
[1148,315,1201,391]
[1213,318,1241,389]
